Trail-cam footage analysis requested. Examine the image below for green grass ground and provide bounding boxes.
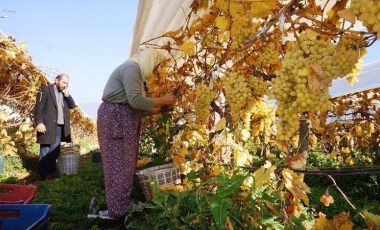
[0,153,129,230]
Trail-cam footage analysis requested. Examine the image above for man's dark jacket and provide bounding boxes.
[34,84,77,144]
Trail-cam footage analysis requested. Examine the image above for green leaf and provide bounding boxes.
[216,174,246,198]
[210,196,232,230]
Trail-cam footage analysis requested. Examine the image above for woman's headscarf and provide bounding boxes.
[129,48,164,82]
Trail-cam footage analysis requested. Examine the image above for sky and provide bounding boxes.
[1,0,380,108]
[0,0,138,106]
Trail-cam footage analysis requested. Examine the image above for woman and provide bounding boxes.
[91,48,176,219]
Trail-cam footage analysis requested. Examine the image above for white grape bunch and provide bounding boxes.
[351,0,380,38]
[194,84,215,125]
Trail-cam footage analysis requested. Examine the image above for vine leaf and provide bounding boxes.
[308,64,325,94]
[215,16,229,32]
[309,112,325,132]
[337,8,356,24]
[286,154,305,170]
[249,0,279,18]
[253,165,276,188]
[180,41,195,56]
[210,197,232,230]
[362,210,380,229]
[282,168,310,205]
[312,212,353,230]
[215,117,226,131]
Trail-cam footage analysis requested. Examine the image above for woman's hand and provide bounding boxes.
[154,94,176,107]
[161,94,176,105]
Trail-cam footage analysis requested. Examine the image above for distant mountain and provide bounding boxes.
[78,102,101,120]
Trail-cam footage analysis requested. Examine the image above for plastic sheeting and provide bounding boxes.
[129,0,192,57]
[330,60,380,97]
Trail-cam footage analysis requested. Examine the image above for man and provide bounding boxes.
[34,74,77,180]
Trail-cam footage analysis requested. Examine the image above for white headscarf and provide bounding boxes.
[129,48,164,82]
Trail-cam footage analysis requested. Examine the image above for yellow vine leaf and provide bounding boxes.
[312,215,329,230]
[241,129,250,141]
[215,117,226,131]
[309,112,325,132]
[225,216,234,230]
[326,0,349,25]
[345,156,355,165]
[229,2,243,17]
[19,42,28,52]
[286,154,305,170]
[253,165,276,188]
[341,147,350,154]
[164,29,180,38]
[215,16,229,32]
[180,41,195,56]
[211,164,221,176]
[330,150,339,158]
[362,210,380,229]
[282,168,311,205]
[0,111,8,122]
[312,212,353,230]
[249,0,279,18]
[215,0,229,11]
[308,64,325,94]
[172,154,186,165]
[19,122,31,132]
[337,8,356,24]
[320,193,334,206]
[136,157,151,168]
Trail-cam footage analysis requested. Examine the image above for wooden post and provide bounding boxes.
[296,113,311,180]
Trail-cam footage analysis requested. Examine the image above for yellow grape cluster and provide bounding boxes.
[231,16,257,43]
[194,84,214,125]
[299,34,337,81]
[335,33,367,78]
[246,100,276,143]
[351,0,380,38]
[270,34,332,142]
[347,58,363,85]
[222,73,252,125]
[270,31,365,144]
[256,42,280,66]
[247,76,271,96]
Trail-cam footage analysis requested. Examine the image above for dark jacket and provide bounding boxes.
[34,84,77,144]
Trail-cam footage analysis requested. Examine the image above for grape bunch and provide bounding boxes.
[269,29,367,146]
[231,16,258,43]
[335,33,367,78]
[351,0,380,38]
[256,42,281,66]
[347,58,363,85]
[246,100,276,143]
[222,72,253,125]
[194,84,214,125]
[247,75,271,96]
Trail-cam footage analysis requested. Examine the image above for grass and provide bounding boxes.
[0,153,127,230]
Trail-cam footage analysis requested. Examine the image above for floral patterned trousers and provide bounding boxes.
[97,102,142,218]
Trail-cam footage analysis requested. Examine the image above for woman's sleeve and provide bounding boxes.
[122,65,154,112]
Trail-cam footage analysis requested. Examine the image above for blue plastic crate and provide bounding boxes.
[0,204,51,230]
